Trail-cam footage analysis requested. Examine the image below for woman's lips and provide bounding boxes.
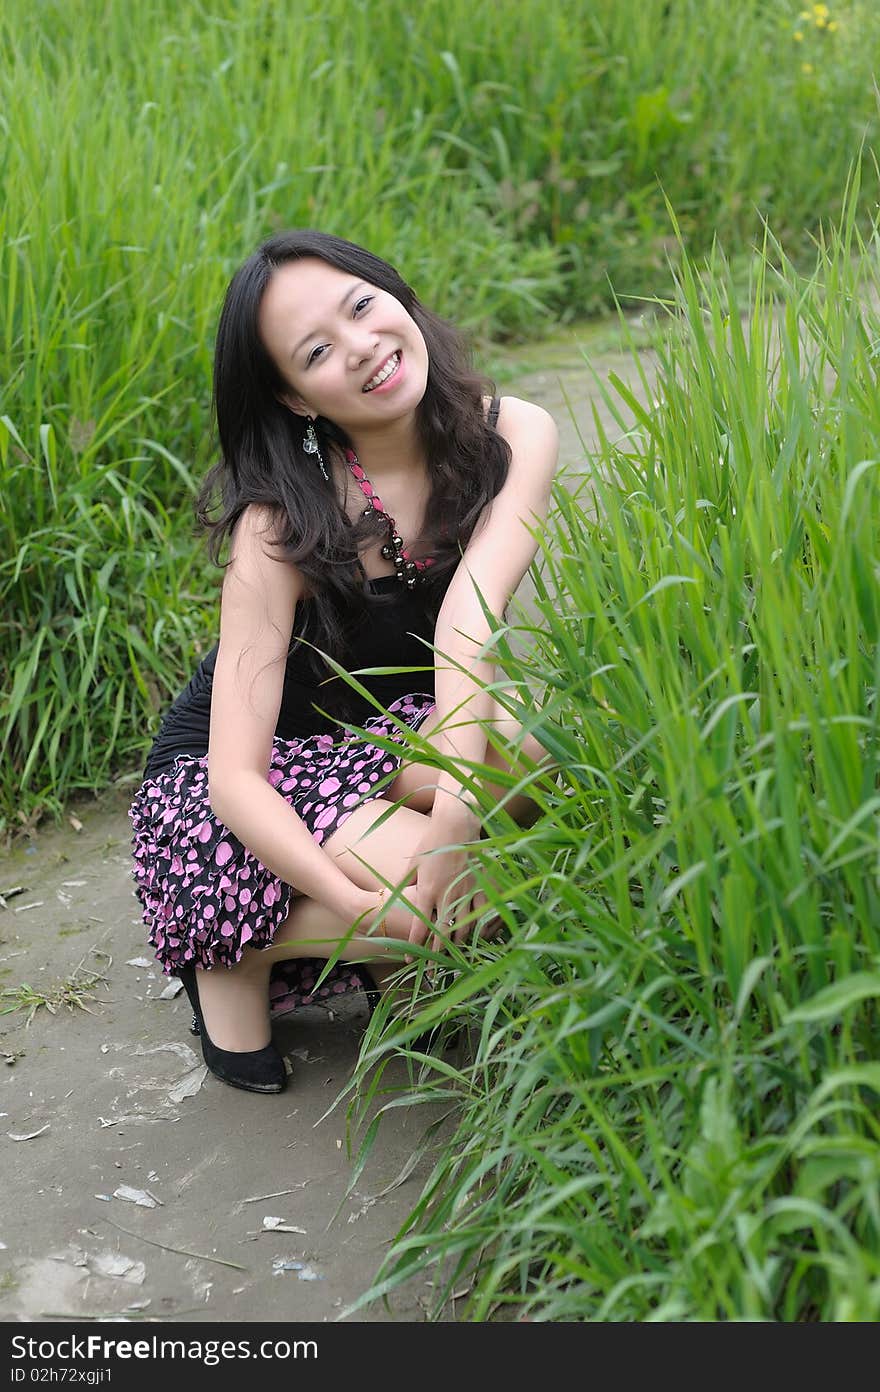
[362,350,405,394]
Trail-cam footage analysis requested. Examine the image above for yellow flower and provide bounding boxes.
[802,61,814,74]
[793,29,804,40]
[828,19,839,31]
[812,3,829,17]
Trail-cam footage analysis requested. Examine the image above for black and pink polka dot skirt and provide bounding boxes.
[128,692,435,1017]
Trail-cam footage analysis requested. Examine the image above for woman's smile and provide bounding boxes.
[362,349,404,394]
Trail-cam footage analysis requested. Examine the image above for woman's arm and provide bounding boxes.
[430,395,559,820]
[206,505,368,922]
[403,397,558,951]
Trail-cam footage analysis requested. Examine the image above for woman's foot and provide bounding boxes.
[187,953,274,1053]
[360,960,459,1053]
[177,963,286,1094]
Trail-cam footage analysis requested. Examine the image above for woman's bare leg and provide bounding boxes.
[193,731,533,1053]
[191,799,435,1052]
[385,693,562,823]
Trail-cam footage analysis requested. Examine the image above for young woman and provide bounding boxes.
[129,230,559,1095]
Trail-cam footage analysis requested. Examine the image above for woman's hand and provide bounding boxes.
[406,803,483,956]
[350,883,419,943]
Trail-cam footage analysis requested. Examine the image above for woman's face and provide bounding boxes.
[258,257,429,431]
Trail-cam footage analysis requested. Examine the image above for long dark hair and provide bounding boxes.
[196,229,511,698]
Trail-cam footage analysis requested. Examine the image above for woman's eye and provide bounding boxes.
[305,297,372,365]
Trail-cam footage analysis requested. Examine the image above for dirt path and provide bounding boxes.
[0,324,658,1324]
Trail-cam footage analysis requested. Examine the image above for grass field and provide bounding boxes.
[339,186,880,1320]
[3,0,880,825]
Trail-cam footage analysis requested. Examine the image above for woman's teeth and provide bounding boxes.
[363,351,401,392]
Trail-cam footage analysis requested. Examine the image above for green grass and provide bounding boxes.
[333,175,880,1321]
[2,0,880,825]
[0,964,109,1025]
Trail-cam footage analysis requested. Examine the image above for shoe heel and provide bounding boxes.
[360,968,460,1054]
[361,966,381,1018]
[176,964,287,1095]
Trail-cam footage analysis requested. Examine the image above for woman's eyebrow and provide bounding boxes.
[291,282,367,359]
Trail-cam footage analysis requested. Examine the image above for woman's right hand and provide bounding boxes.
[351,884,419,942]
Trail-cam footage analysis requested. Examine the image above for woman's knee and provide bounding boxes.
[488,696,558,765]
[321,797,433,890]
[387,694,555,811]
[481,699,558,787]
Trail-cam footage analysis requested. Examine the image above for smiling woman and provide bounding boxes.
[127,229,559,1097]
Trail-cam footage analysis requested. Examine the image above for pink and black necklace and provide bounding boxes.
[304,417,435,590]
[344,447,435,591]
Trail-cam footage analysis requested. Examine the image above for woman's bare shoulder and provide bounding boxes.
[225,504,306,610]
[483,393,557,439]
[229,502,286,553]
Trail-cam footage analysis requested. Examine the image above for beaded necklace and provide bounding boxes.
[343,447,435,590]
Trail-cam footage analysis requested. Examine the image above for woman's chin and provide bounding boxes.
[357,380,428,424]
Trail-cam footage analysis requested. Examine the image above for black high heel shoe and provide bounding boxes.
[177,964,287,1094]
[361,966,458,1055]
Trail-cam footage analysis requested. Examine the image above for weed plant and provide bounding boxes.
[338,180,880,1321]
[3,1,880,825]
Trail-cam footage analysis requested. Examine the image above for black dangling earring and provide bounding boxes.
[303,416,329,482]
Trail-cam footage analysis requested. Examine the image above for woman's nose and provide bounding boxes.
[349,335,379,370]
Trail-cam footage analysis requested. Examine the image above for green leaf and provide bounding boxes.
[786,974,880,1025]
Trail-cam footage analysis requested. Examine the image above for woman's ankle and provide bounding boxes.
[194,962,272,1053]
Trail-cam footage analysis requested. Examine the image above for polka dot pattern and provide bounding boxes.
[128,692,435,1011]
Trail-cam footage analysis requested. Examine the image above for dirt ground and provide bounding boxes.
[0,326,657,1324]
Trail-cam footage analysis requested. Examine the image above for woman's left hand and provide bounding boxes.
[406,803,482,956]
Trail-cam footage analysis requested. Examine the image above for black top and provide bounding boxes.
[141,397,500,782]
[142,576,439,781]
